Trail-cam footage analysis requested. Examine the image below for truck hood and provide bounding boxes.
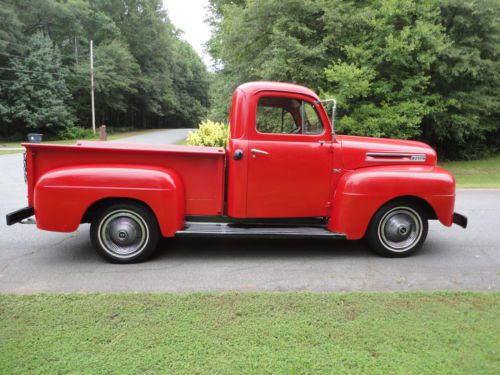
[338,135,437,170]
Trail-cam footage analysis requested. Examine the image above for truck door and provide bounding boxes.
[246,94,332,218]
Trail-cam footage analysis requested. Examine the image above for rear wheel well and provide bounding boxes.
[378,196,437,220]
[81,198,156,224]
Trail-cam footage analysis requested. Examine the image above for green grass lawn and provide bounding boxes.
[1,292,498,374]
[440,155,500,188]
[0,129,162,155]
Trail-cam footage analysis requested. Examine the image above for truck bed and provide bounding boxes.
[23,141,226,216]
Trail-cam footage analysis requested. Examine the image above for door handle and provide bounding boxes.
[251,148,269,155]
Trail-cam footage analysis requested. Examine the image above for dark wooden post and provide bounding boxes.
[99,125,107,141]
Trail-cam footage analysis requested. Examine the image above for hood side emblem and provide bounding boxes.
[365,152,426,162]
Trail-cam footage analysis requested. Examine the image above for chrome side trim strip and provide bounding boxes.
[365,152,426,162]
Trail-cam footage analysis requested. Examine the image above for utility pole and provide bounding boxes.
[90,40,96,134]
[74,36,79,64]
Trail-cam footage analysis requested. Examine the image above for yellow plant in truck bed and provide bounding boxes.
[186,120,229,148]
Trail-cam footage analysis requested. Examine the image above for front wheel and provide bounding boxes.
[90,202,160,263]
[366,201,428,257]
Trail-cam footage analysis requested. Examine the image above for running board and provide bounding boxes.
[175,222,346,239]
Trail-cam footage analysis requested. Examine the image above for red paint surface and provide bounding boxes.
[35,166,185,236]
[22,81,457,239]
[23,143,225,236]
[328,165,455,239]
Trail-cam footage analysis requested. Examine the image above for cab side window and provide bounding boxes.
[256,96,324,135]
[256,97,299,134]
[303,102,323,135]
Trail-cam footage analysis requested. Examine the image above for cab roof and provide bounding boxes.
[236,81,320,100]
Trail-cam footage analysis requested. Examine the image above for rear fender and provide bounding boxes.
[34,166,185,237]
[328,166,455,239]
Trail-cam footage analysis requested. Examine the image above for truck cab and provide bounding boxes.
[227,82,336,219]
[7,81,467,263]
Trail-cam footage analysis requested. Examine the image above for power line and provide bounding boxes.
[0,66,69,76]
[0,51,25,59]
[0,70,209,85]
[0,49,90,59]
[0,38,90,54]
[0,39,28,48]
[0,78,89,90]
[0,78,49,87]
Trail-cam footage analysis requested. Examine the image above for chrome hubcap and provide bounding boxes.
[109,218,140,246]
[378,207,423,252]
[98,210,149,258]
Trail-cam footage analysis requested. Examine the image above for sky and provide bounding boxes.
[162,0,213,68]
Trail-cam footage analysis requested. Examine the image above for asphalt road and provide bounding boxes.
[0,129,499,293]
[111,128,192,145]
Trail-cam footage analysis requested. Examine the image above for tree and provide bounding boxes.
[428,0,500,159]
[70,40,140,126]
[0,1,24,135]
[207,0,500,159]
[0,0,211,136]
[88,0,210,128]
[207,0,327,120]
[323,0,448,140]
[2,32,75,134]
[168,39,210,127]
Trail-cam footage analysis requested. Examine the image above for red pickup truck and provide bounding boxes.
[7,82,467,263]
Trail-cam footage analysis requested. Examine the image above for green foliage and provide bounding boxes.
[0,0,210,136]
[1,293,499,374]
[73,40,140,113]
[428,0,500,159]
[186,120,229,147]
[1,32,75,135]
[208,0,500,159]
[57,125,95,140]
[322,0,449,140]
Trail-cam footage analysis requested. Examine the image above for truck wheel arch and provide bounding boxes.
[328,167,454,239]
[329,194,440,240]
[377,196,437,221]
[82,197,157,224]
[33,166,185,236]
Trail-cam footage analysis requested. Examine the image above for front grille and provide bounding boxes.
[23,152,27,184]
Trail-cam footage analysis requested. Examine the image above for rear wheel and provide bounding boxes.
[90,202,159,263]
[366,201,428,257]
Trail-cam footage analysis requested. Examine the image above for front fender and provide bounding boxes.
[34,165,185,237]
[328,166,455,239]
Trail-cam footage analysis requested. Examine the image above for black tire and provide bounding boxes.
[90,202,160,263]
[366,200,428,257]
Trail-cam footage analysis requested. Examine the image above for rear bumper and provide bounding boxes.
[6,206,34,226]
[453,212,468,229]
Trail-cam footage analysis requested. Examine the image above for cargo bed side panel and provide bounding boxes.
[24,143,225,216]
